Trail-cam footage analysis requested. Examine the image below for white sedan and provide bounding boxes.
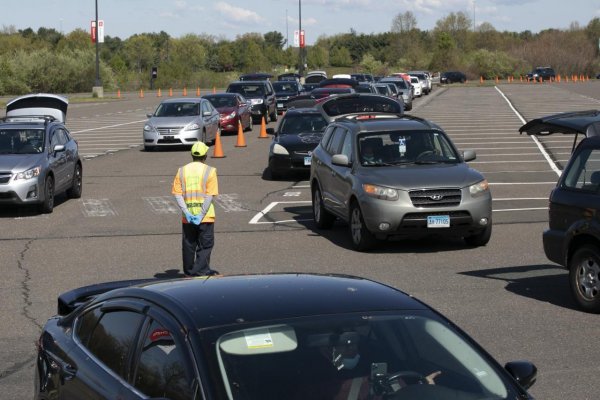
[409,76,423,97]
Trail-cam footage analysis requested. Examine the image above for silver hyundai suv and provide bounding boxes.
[310,114,492,251]
[0,93,82,213]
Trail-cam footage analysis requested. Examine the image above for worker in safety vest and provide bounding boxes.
[172,141,219,276]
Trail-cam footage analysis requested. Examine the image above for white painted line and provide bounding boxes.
[493,197,548,200]
[495,86,562,177]
[493,207,547,212]
[144,196,179,214]
[283,192,301,196]
[489,182,556,185]
[71,120,147,134]
[249,201,311,224]
[215,193,248,212]
[81,199,118,217]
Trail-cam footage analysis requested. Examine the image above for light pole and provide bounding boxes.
[94,0,101,87]
[298,0,304,76]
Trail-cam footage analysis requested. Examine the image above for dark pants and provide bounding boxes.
[182,222,214,275]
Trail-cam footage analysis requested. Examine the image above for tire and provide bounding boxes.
[349,202,376,251]
[270,107,277,123]
[202,130,207,144]
[464,223,492,246]
[144,145,154,152]
[40,175,55,214]
[312,186,335,229]
[245,116,253,132]
[66,163,82,199]
[269,167,281,181]
[569,244,600,313]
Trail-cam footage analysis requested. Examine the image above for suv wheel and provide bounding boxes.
[569,245,600,313]
[270,108,278,123]
[66,163,83,199]
[464,223,492,246]
[349,202,376,251]
[40,175,55,214]
[245,116,253,132]
[312,186,335,229]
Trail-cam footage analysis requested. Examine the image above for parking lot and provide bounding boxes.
[2,81,600,399]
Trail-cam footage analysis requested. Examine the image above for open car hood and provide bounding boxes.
[6,93,68,123]
[519,110,600,137]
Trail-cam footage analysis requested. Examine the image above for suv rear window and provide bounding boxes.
[227,84,265,98]
[321,96,402,117]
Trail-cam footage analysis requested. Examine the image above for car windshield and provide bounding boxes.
[205,96,237,108]
[273,82,298,93]
[154,102,200,117]
[0,129,45,154]
[228,85,265,98]
[358,130,460,166]
[321,96,402,117]
[279,114,327,135]
[208,312,516,400]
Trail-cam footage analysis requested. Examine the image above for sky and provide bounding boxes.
[3,0,599,45]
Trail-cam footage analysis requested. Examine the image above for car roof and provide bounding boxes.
[336,114,441,133]
[160,97,204,103]
[81,273,428,327]
[228,80,270,86]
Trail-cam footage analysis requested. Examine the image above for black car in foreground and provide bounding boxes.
[36,273,537,400]
[266,108,328,179]
[520,110,600,313]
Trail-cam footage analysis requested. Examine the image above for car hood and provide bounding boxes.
[148,116,197,126]
[0,154,43,172]
[216,106,236,115]
[6,93,68,123]
[519,110,600,137]
[355,163,484,190]
[277,132,323,149]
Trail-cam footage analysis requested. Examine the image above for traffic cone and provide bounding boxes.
[213,86,216,94]
[212,130,225,158]
[259,116,268,138]
[169,88,173,96]
[139,88,144,98]
[183,87,188,96]
[157,88,162,97]
[196,87,200,96]
[480,76,483,84]
[117,89,121,98]
[235,121,247,147]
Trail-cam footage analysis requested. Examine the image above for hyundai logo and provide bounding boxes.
[429,195,444,201]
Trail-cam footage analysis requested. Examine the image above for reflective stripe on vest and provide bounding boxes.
[180,163,215,218]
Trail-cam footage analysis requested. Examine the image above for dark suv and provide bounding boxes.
[226,80,277,123]
[310,113,492,251]
[526,67,556,82]
[520,110,600,313]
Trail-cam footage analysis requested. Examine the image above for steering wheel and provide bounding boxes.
[415,150,435,160]
[372,370,427,396]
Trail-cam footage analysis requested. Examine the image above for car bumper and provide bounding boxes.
[250,104,267,117]
[143,129,201,147]
[269,153,313,174]
[542,229,567,267]
[220,116,240,133]
[357,189,492,239]
[0,176,42,205]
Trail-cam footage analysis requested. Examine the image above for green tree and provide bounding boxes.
[329,46,352,67]
[307,45,329,69]
[264,31,285,49]
[123,34,154,73]
[434,12,472,51]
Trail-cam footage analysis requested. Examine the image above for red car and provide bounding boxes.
[202,93,253,133]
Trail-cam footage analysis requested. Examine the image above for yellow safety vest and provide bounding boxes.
[179,163,215,221]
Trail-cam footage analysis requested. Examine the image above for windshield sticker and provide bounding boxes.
[398,137,406,155]
[245,328,274,349]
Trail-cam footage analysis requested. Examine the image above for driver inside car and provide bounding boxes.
[302,331,440,400]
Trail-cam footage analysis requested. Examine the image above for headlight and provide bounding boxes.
[272,143,289,155]
[469,179,489,197]
[185,123,201,131]
[15,166,41,180]
[362,184,399,201]
[227,111,236,119]
[251,98,264,105]
[143,124,153,131]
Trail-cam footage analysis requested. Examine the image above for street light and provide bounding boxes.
[94,0,101,87]
[298,0,304,76]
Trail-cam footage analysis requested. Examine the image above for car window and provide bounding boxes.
[0,129,44,154]
[320,126,335,149]
[279,114,327,135]
[133,319,195,400]
[321,96,402,117]
[326,127,347,154]
[340,131,353,160]
[202,101,213,115]
[563,147,600,191]
[156,102,200,117]
[80,309,145,379]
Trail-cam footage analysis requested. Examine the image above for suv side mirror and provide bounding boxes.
[53,144,66,153]
[461,149,476,162]
[504,361,537,390]
[332,154,350,167]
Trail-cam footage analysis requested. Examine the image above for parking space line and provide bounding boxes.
[249,201,311,224]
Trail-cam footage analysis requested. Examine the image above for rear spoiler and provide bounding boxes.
[57,278,158,316]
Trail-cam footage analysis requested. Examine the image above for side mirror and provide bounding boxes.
[146,113,153,118]
[505,361,537,390]
[53,144,65,153]
[461,149,476,162]
[331,154,350,167]
[202,111,212,117]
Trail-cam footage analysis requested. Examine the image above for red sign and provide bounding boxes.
[90,21,96,43]
[299,30,305,48]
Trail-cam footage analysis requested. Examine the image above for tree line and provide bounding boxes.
[0,11,598,95]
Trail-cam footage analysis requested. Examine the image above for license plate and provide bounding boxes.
[164,135,174,140]
[427,215,450,228]
[304,156,312,166]
[278,103,284,108]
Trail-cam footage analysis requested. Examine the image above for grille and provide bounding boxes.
[409,188,461,207]
[156,127,183,135]
[0,173,11,184]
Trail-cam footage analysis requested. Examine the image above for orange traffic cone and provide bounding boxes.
[157,88,162,97]
[213,86,216,94]
[212,130,225,158]
[183,87,187,96]
[196,87,200,96]
[169,88,173,96]
[139,88,144,98]
[259,116,268,138]
[480,76,483,84]
[117,89,121,98]
[235,121,247,147]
